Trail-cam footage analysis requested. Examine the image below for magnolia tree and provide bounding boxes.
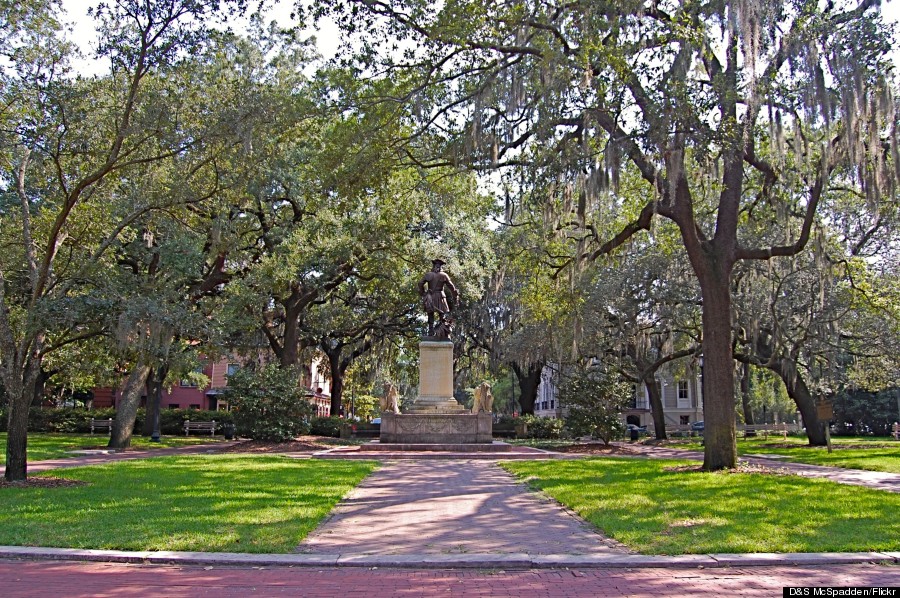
[316,0,900,469]
[561,364,632,445]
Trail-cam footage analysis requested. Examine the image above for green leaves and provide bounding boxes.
[224,364,315,441]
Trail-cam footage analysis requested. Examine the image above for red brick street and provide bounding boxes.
[1,560,897,597]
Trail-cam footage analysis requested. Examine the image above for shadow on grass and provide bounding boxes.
[502,457,900,555]
[0,455,377,553]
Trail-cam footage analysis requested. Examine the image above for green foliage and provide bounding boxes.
[832,388,900,436]
[310,416,344,438]
[561,366,631,445]
[516,414,565,439]
[0,407,233,435]
[0,456,376,553]
[346,394,379,421]
[224,365,313,441]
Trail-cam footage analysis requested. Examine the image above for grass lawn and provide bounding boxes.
[661,435,900,473]
[506,438,586,450]
[0,433,226,464]
[0,455,376,553]
[501,457,900,555]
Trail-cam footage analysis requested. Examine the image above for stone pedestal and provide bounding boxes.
[380,412,493,444]
[379,340,492,445]
[409,341,465,413]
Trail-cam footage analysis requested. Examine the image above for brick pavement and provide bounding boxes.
[0,560,897,597]
[298,460,628,555]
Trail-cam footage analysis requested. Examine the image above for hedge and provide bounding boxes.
[0,407,234,435]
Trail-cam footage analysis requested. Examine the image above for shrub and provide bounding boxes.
[561,364,631,445]
[0,406,234,435]
[310,416,344,438]
[223,364,313,441]
[517,414,565,439]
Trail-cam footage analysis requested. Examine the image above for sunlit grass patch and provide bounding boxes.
[662,436,900,473]
[0,455,376,553]
[0,432,226,464]
[501,457,900,554]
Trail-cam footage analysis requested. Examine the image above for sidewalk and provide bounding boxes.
[0,559,898,598]
[297,460,629,556]
[619,442,900,493]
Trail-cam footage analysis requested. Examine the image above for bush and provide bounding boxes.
[561,364,631,445]
[0,406,234,436]
[223,364,313,441]
[517,414,565,439]
[310,416,344,438]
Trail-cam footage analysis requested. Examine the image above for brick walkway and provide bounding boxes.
[298,460,628,555]
[0,560,897,597]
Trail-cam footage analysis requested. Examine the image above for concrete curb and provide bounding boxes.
[0,546,895,569]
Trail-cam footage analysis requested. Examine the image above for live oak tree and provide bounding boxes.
[316,0,900,469]
[576,245,702,440]
[0,0,245,480]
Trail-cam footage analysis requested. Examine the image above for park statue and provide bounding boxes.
[472,381,494,414]
[417,258,459,338]
[380,381,401,414]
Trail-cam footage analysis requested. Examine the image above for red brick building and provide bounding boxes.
[93,356,332,414]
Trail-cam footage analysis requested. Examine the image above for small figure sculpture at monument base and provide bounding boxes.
[379,381,401,414]
[472,381,494,414]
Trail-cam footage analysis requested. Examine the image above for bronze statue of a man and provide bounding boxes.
[418,259,459,338]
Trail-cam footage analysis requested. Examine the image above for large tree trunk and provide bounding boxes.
[643,376,667,440]
[325,348,344,416]
[142,365,168,437]
[766,358,826,446]
[698,270,738,470]
[109,362,152,449]
[512,362,542,415]
[2,350,44,481]
[280,306,301,368]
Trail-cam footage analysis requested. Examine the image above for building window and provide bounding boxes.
[189,404,200,410]
[680,415,690,425]
[168,404,179,409]
[677,380,690,408]
[550,400,554,409]
[226,363,240,377]
[181,365,205,387]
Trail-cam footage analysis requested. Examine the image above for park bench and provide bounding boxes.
[183,420,217,436]
[90,418,113,435]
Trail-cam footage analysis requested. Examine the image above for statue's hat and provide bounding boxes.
[431,258,446,266]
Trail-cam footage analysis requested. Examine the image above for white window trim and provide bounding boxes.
[677,380,691,408]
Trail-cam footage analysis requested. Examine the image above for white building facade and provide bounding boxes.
[533,363,704,428]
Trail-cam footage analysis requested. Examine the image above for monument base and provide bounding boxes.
[380,412,493,444]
